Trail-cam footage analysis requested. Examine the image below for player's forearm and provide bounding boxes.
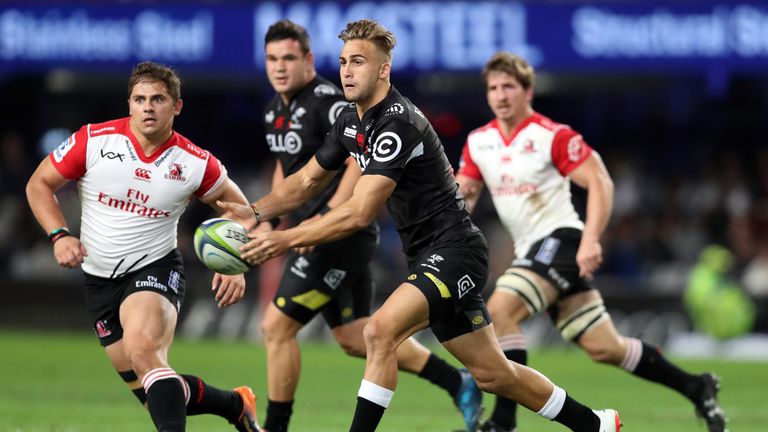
[252,169,330,221]
[286,201,370,248]
[582,174,614,240]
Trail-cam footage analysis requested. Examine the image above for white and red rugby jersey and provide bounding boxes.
[50,117,227,278]
[458,113,592,257]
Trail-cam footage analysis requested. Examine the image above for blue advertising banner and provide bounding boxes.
[1,1,767,75]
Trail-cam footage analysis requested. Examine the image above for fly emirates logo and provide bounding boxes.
[97,188,171,218]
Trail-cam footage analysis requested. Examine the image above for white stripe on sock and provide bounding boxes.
[620,338,643,372]
[141,368,190,405]
[358,379,394,408]
[537,385,566,420]
[498,334,528,351]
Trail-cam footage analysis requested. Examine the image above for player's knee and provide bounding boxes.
[126,343,161,374]
[362,318,395,353]
[260,314,296,343]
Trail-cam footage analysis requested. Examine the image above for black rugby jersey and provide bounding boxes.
[315,86,480,257]
[263,76,350,224]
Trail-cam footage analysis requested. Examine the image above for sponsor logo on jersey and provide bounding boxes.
[168,270,181,294]
[535,237,560,265]
[53,134,76,162]
[183,143,208,160]
[313,84,338,96]
[343,126,357,138]
[134,168,152,181]
[384,103,404,116]
[372,132,402,162]
[136,275,168,292]
[124,139,138,161]
[329,101,349,124]
[275,116,285,129]
[457,274,476,299]
[568,135,586,162]
[265,110,275,123]
[165,163,186,181]
[96,189,171,218]
[290,256,310,279]
[95,320,112,338]
[90,126,115,135]
[267,131,302,154]
[522,139,536,153]
[413,106,425,119]
[290,107,306,130]
[100,149,124,161]
[153,148,174,167]
[323,269,347,290]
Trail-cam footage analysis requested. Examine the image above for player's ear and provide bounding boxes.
[379,61,390,80]
[174,98,183,116]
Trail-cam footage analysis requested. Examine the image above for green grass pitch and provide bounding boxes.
[0,329,765,431]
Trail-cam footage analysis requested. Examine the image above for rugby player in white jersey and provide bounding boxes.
[456,51,727,432]
[220,19,621,432]
[26,61,260,432]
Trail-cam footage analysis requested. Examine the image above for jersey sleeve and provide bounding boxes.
[195,153,227,197]
[551,128,592,176]
[362,117,423,183]
[457,140,482,180]
[315,119,350,171]
[49,125,89,179]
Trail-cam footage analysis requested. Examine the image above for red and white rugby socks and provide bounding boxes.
[181,374,243,424]
[350,379,394,431]
[622,338,703,400]
[142,368,189,431]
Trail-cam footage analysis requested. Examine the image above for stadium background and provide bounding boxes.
[2,0,768,358]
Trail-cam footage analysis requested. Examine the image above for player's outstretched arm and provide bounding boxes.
[218,156,336,230]
[569,151,614,279]
[25,157,88,268]
[238,174,395,265]
[456,173,485,214]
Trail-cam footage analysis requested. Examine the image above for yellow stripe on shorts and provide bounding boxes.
[424,272,451,298]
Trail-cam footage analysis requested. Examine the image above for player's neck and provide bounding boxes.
[356,83,390,119]
[130,124,173,155]
[497,109,533,137]
[279,71,317,105]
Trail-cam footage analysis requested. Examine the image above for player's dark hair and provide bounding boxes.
[265,19,311,54]
[338,19,396,62]
[482,52,535,90]
[128,61,182,101]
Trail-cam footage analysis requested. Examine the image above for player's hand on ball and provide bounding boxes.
[53,236,88,268]
[216,200,257,231]
[211,273,246,308]
[240,231,291,265]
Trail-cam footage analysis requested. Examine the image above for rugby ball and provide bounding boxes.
[193,218,250,275]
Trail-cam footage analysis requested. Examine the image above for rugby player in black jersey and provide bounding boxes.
[221,19,621,432]
[255,20,482,432]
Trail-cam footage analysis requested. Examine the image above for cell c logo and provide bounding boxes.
[134,168,152,180]
[283,131,302,154]
[372,132,402,162]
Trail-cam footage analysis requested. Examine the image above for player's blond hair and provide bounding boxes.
[482,52,535,90]
[128,61,182,101]
[338,19,397,62]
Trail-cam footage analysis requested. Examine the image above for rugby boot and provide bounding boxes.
[594,409,621,432]
[452,368,483,432]
[232,386,260,432]
[693,373,728,432]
